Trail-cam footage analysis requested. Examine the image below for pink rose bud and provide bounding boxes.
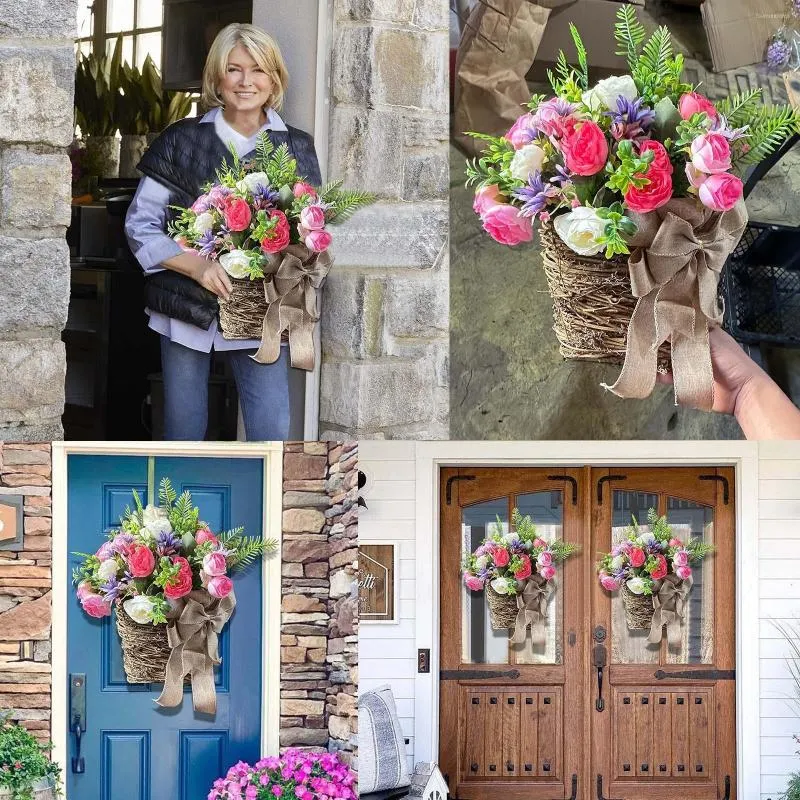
[690,132,732,174]
[678,91,718,121]
[698,172,743,212]
[675,565,692,581]
[537,551,553,567]
[533,538,548,549]
[599,573,620,592]
[539,564,556,581]
[300,205,326,231]
[208,575,233,599]
[685,162,708,189]
[463,573,484,591]
[293,181,318,199]
[76,581,93,601]
[305,229,332,253]
[202,551,228,577]
[672,550,690,567]
[81,593,111,618]
[669,538,683,548]
[505,112,537,149]
[473,184,504,216]
[195,528,218,545]
[481,204,534,246]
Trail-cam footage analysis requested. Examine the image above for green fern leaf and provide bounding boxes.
[159,477,177,508]
[614,4,646,72]
[717,89,763,128]
[325,189,376,224]
[569,23,589,90]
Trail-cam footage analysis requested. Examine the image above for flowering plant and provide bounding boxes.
[72,477,276,625]
[462,508,578,596]
[0,713,60,800]
[596,508,714,597]
[207,749,357,800]
[466,6,799,254]
[167,134,373,279]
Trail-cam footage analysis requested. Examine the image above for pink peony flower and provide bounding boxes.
[492,547,510,567]
[625,140,673,213]
[672,549,690,567]
[208,575,233,599]
[221,196,252,232]
[196,528,218,545]
[260,210,290,254]
[81,593,111,618]
[207,185,231,208]
[649,554,668,581]
[599,572,620,592]
[533,98,571,138]
[690,132,732,174]
[685,162,708,189]
[561,120,608,176]
[293,182,317,199]
[628,547,645,568]
[95,541,115,561]
[698,172,743,212]
[481,204,534,246]
[464,573,484,591]
[300,205,326,230]
[678,92,718,122]
[539,564,556,581]
[202,551,228,577]
[505,112,537,149]
[669,538,683,548]
[537,550,553,567]
[473,184,504,216]
[675,565,692,581]
[127,543,156,578]
[514,555,532,580]
[305,229,333,253]
[76,581,93,600]
[164,556,193,599]
[191,193,212,214]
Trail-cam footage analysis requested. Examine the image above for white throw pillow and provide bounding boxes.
[358,684,411,794]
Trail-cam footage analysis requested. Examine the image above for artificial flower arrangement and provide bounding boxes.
[462,508,578,641]
[0,713,60,800]
[72,478,275,714]
[596,508,713,643]
[465,6,799,410]
[207,749,357,800]
[167,136,374,370]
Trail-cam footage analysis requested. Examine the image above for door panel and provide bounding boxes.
[67,455,264,800]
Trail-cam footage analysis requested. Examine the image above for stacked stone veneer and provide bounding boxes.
[280,441,358,769]
[0,444,53,744]
[0,2,74,440]
[320,0,450,439]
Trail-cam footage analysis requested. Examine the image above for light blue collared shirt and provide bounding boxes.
[125,106,288,352]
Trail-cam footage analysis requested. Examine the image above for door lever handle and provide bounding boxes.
[69,672,86,774]
[552,773,577,800]
[719,775,730,800]
[593,643,607,712]
[71,715,84,774]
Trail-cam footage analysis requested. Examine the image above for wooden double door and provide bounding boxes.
[440,467,735,800]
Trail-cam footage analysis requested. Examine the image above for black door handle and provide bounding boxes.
[70,672,86,774]
[720,775,731,800]
[596,775,622,800]
[554,774,577,800]
[71,715,84,774]
[593,644,607,712]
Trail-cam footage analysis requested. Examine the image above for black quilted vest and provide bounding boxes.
[137,114,321,330]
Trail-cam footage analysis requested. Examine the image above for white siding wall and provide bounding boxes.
[759,442,800,800]
[359,442,800,798]
[359,442,418,773]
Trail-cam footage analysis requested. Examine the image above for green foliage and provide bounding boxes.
[525,93,547,112]
[71,552,100,588]
[159,477,178,508]
[785,772,800,800]
[734,104,800,168]
[604,139,654,195]
[569,23,590,91]
[596,202,636,259]
[138,54,193,132]
[319,180,376,224]
[464,133,519,195]
[0,712,60,800]
[674,112,713,149]
[219,527,278,571]
[614,4,647,71]
[74,35,123,136]
[716,89,763,129]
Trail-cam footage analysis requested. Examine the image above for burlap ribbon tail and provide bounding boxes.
[510,575,552,646]
[646,574,692,646]
[602,199,748,411]
[155,589,236,715]
[252,244,332,371]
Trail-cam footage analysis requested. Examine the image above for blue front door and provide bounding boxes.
[66,455,264,800]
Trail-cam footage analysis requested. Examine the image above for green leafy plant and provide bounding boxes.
[0,713,60,800]
[74,36,123,136]
[783,764,800,800]
[139,54,193,133]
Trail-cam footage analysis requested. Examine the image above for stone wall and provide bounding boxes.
[0,1,74,441]
[0,443,53,744]
[320,0,450,440]
[279,441,358,770]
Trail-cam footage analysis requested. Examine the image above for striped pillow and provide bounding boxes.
[358,685,411,794]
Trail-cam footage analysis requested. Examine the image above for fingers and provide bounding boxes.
[216,265,233,297]
[213,273,231,302]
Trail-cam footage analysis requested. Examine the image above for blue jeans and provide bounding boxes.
[160,336,291,441]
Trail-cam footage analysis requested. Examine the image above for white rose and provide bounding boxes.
[219,249,252,279]
[123,595,155,625]
[610,555,625,572]
[626,577,648,595]
[98,559,119,581]
[637,532,656,546]
[475,556,489,571]
[582,74,638,111]
[235,171,270,195]
[509,143,546,182]
[193,211,214,236]
[490,576,514,595]
[553,207,607,256]
[502,532,520,545]
[144,518,173,539]
[142,504,167,526]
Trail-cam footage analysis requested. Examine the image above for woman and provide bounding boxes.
[125,23,320,441]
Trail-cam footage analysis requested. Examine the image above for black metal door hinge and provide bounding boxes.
[446,474,476,505]
[596,475,627,504]
[655,668,735,680]
[699,474,730,504]
[440,668,520,680]
[547,475,578,505]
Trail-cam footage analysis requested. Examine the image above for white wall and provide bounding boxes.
[359,441,800,800]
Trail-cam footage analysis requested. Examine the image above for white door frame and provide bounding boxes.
[50,441,284,796]
[412,440,760,800]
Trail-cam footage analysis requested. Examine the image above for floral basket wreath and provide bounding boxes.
[466,5,799,410]
[462,508,578,644]
[73,478,276,715]
[596,508,714,645]
[168,136,374,371]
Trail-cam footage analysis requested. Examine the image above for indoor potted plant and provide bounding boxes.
[462,508,577,642]
[139,54,193,143]
[0,713,60,800]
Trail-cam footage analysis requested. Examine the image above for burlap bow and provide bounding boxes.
[602,198,748,410]
[646,574,692,646]
[155,589,236,715]
[252,244,333,371]
[510,574,552,646]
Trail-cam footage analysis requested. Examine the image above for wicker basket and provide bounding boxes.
[621,583,655,630]
[486,585,518,630]
[218,277,268,341]
[115,603,173,684]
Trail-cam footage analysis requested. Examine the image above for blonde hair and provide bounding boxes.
[201,23,289,111]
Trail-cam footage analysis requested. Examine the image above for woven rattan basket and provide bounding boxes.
[621,583,655,630]
[486,585,518,630]
[115,603,172,683]
[219,278,268,340]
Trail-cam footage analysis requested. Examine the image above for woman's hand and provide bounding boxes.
[161,252,233,301]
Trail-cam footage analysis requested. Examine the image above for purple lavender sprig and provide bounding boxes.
[155,530,182,557]
[196,229,217,258]
[767,38,792,70]
[252,183,280,211]
[512,170,561,218]
[606,96,655,142]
